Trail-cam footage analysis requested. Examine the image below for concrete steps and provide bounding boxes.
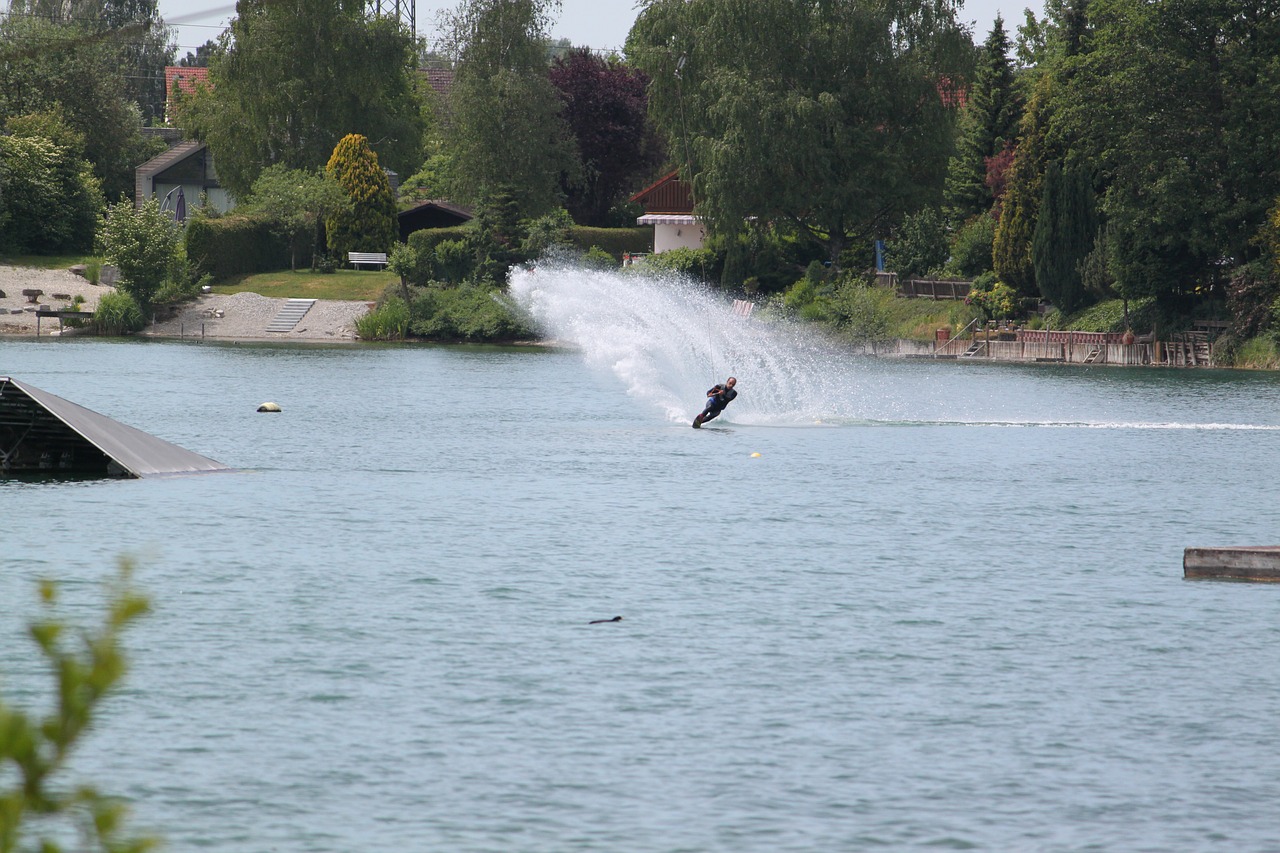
[266,299,316,333]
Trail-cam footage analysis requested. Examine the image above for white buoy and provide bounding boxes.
[257,402,281,412]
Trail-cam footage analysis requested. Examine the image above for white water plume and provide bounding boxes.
[509,261,870,425]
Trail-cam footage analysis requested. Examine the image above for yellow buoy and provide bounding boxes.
[257,402,282,412]
[750,452,762,458]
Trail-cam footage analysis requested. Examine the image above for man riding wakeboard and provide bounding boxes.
[693,376,737,428]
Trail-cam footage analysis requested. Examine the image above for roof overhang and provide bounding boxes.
[0,377,233,479]
[637,214,700,225]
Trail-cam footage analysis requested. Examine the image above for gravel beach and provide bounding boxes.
[0,265,370,341]
[0,266,109,336]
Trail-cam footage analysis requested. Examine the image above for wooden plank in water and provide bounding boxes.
[1184,546,1280,581]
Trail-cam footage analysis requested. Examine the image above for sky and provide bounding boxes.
[161,0,1025,61]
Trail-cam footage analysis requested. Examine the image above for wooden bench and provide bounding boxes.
[347,252,389,270]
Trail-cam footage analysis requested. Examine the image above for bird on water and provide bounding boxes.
[589,616,623,624]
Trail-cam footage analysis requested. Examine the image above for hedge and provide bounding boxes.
[405,225,475,255]
[566,226,652,259]
[185,214,304,281]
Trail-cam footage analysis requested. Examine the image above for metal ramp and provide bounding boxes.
[266,299,315,333]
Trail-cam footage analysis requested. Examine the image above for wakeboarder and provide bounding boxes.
[693,377,737,428]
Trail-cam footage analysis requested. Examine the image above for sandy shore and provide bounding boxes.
[0,265,370,341]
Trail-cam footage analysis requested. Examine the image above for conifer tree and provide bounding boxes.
[944,16,1019,223]
[1031,161,1095,314]
[992,74,1057,297]
[325,134,397,260]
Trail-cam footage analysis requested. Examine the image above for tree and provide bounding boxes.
[467,186,527,284]
[178,0,424,198]
[437,0,578,216]
[992,74,1059,297]
[0,110,105,254]
[325,134,397,259]
[548,49,664,225]
[97,197,182,309]
[887,207,949,278]
[5,0,175,125]
[178,39,219,67]
[0,559,156,853]
[1031,160,1095,314]
[628,0,971,267]
[944,15,1019,223]
[0,15,163,200]
[243,165,349,270]
[1056,0,1280,301]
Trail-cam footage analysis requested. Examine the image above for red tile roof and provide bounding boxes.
[166,66,211,100]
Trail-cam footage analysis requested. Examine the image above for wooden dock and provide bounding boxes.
[1184,547,1280,581]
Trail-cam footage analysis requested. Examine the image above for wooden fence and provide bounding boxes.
[875,272,972,300]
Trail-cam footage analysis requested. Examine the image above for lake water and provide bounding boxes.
[4,266,1280,851]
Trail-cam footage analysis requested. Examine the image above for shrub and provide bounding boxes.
[965,272,1018,319]
[408,285,532,341]
[406,225,475,256]
[638,248,720,282]
[888,207,948,278]
[522,209,575,258]
[355,297,410,341]
[92,290,145,335]
[947,215,996,278]
[565,225,652,259]
[826,280,896,342]
[62,294,88,328]
[1230,335,1280,370]
[582,246,615,270]
[97,198,181,308]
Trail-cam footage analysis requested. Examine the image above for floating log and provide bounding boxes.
[1183,547,1280,582]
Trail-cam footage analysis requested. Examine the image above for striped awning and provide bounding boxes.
[636,214,700,225]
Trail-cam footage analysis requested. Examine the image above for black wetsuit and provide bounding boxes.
[698,384,737,423]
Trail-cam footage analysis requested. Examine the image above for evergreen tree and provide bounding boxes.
[1031,161,1095,314]
[992,74,1058,297]
[944,16,1019,223]
[325,134,397,260]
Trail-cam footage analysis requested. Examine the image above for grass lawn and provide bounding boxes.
[213,269,397,301]
[0,254,97,270]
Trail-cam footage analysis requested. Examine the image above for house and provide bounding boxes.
[134,140,232,217]
[164,66,210,125]
[630,171,706,253]
[398,199,473,241]
[132,67,232,217]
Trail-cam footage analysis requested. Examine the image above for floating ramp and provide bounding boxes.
[0,376,232,478]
